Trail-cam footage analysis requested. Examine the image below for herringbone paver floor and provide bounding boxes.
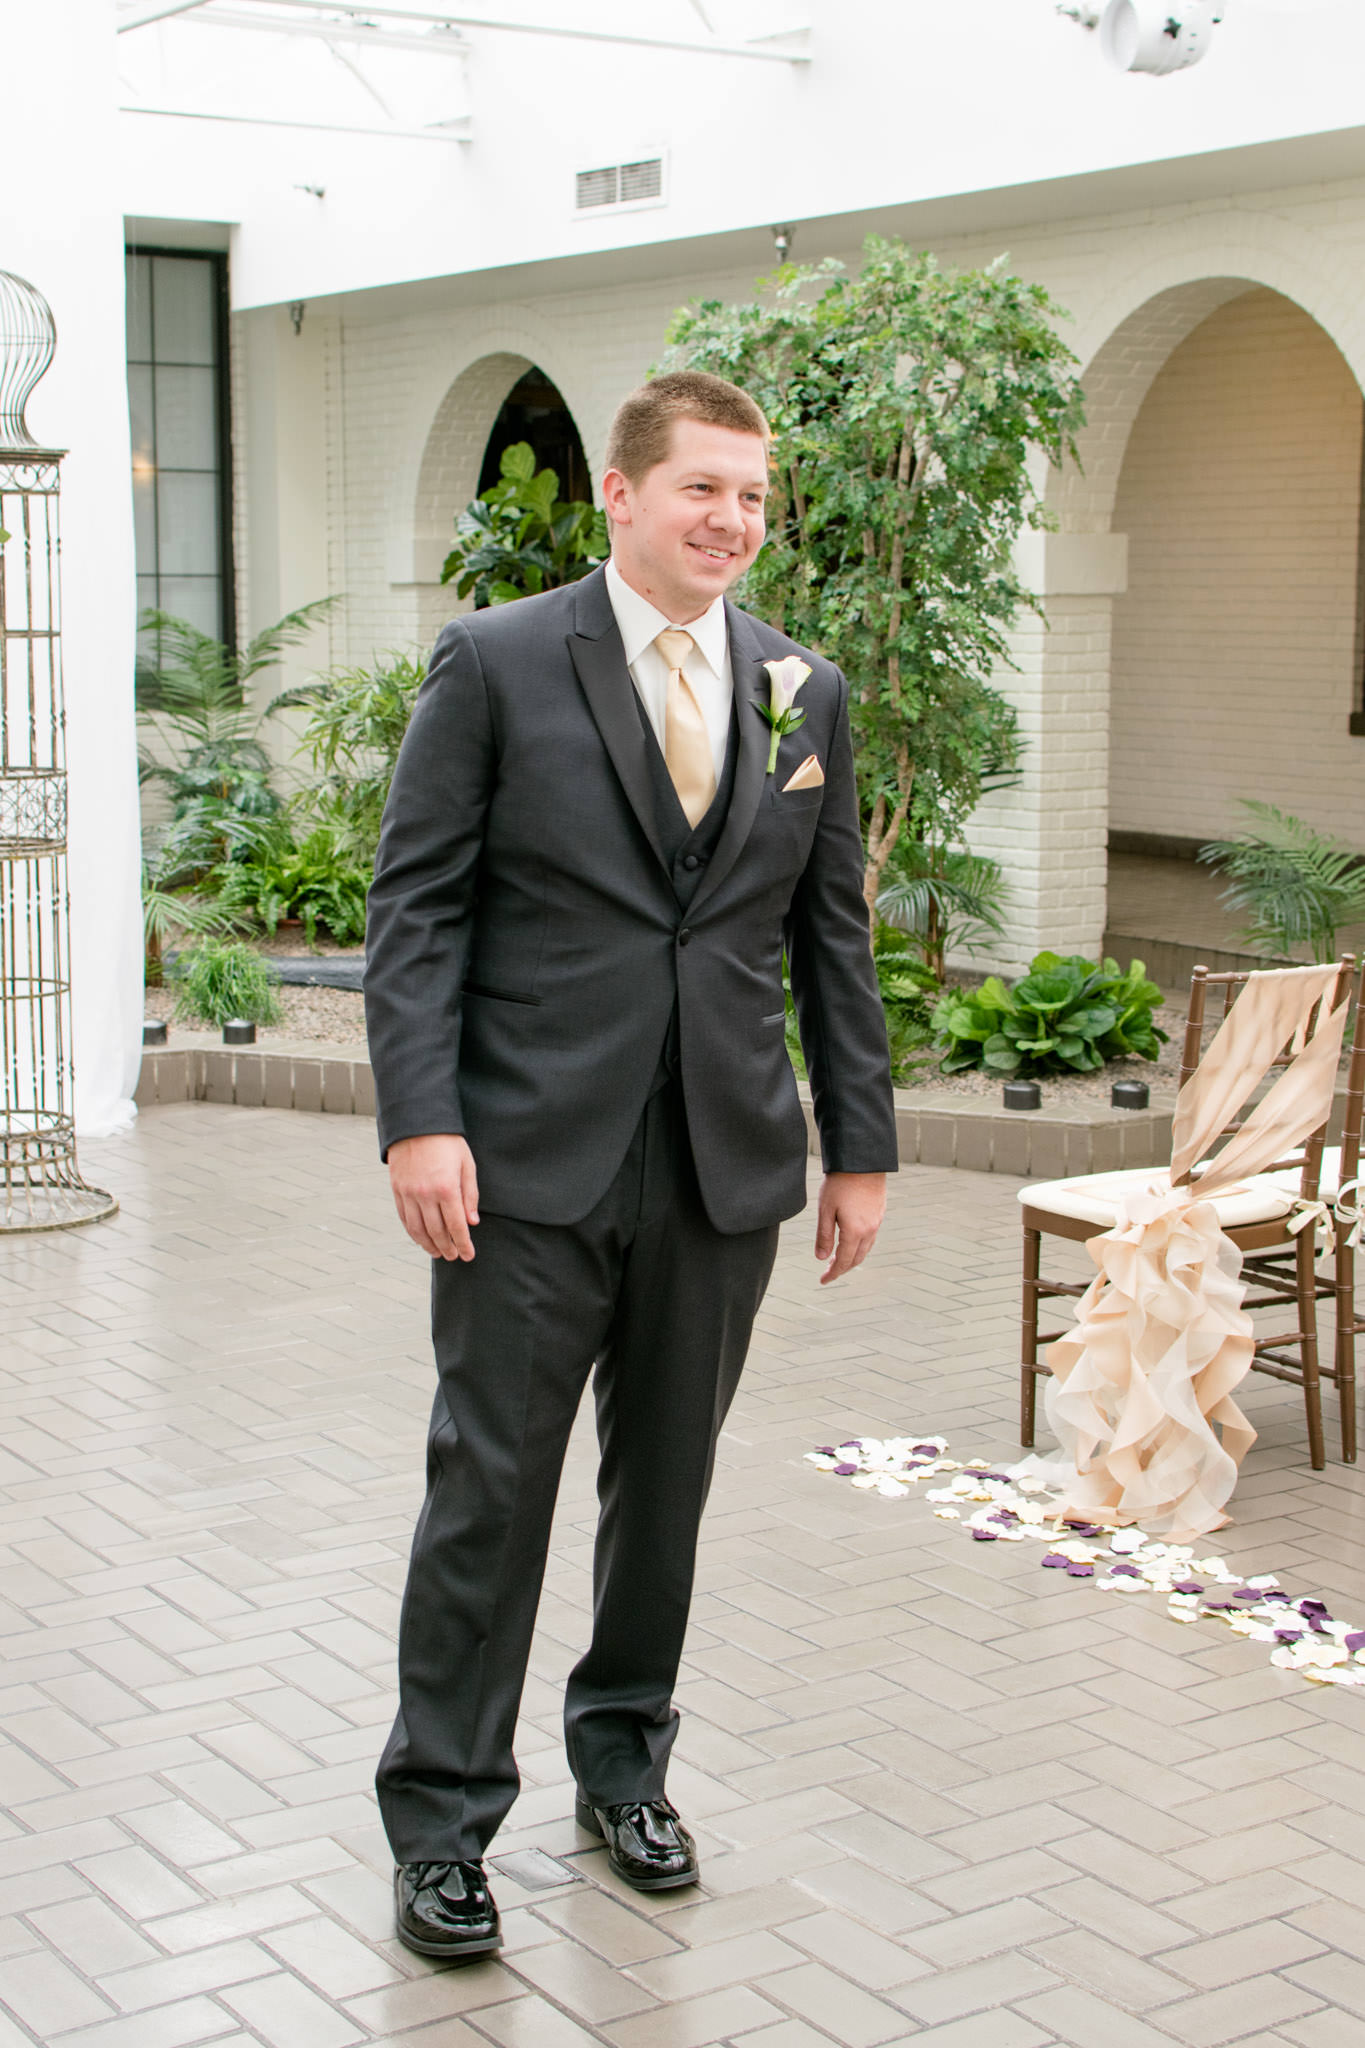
[4,1102,1365,2047]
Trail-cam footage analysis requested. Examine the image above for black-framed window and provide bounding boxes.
[125,248,235,648]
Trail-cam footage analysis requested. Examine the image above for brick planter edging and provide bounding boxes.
[137,1040,374,1119]
[140,1035,1181,1177]
[878,1089,1175,1177]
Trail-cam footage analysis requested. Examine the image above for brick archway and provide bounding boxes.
[974,230,1365,972]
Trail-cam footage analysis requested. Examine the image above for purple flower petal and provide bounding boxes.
[1110,1564,1142,1579]
[1063,1521,1102,1537]
[832,1463,858,1477]
[1346,1632,1365,1654]
[816,1446,836,1456]
[912,1444,939,1455]
[1298,1599,1331,1619]
[1232,1588,1261,1604]
[838,1440,863,1451]
[1276,1627,1306,1643]
[1172,1580,1205,1596]
[1042,1553,1071,1569]
[971,1529,999,1542]
[1066,1563,1095,1578]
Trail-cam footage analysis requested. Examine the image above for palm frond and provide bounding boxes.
[1199,801,1365,963]
[235,597,339,684]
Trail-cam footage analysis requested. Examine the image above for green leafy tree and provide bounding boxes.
[665,239,1084,914]
[441,442,607,607]
[1199,801,1365,964]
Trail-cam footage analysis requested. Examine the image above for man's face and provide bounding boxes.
[603,417,768,622]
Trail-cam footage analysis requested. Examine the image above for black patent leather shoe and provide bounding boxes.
[575,1795,699,1890]
[394,1859,501,1960]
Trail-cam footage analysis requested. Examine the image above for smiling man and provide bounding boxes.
[365,370,897,1960]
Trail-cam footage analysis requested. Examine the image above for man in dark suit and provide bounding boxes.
[366,370,897,1960]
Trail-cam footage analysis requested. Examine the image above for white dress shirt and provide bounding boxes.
[605,557,734,785]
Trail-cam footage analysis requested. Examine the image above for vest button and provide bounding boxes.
[677,928,692,947]
[683,854,701,871]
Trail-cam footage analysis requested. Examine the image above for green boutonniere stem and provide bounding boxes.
[754,699,807,776]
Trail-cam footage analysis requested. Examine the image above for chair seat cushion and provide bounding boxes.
[1267,1146,1342,1202]
[1019,1166,1296,1230]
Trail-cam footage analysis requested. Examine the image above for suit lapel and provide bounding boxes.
[687,603,770,916]
[566,570,670,879]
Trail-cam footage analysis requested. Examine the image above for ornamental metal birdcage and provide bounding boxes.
[0,272,115,1228]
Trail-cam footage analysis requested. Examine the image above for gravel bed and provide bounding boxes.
[144,983,368,1046]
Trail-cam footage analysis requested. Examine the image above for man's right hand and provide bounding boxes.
[387,1134,480,1261]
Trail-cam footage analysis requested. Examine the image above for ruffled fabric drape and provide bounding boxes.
[1044,965,1349,1540]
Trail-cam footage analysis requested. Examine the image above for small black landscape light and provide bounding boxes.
[1003,1080,1042,1112]
[222,1019,257,1046]
[143,1018,168,1047]
[1111,1079,1150,1111]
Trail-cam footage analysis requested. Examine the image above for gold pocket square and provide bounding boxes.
[782,754,824,793]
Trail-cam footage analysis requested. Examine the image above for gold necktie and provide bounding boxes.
[655,628,716,829]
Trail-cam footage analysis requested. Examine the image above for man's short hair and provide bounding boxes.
[605,370,769,484]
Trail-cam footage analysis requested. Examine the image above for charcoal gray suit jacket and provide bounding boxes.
[364,564,897,1234]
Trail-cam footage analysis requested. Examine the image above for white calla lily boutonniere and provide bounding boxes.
[755,656,811,775]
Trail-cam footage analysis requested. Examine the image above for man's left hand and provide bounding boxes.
[814,1171,887,1285]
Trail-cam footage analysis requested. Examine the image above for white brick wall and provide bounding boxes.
[231,172,1365,969]
[1109,287,1364,843]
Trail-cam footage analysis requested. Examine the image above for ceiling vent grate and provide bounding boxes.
[575,155,665,214]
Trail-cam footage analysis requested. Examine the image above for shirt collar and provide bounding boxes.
[605,556,729,678]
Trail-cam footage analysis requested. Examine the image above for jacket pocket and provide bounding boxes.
[462,982,542,1006]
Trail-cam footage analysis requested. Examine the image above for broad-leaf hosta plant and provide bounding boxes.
[933,953,1166,1077]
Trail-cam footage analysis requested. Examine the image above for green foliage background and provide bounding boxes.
[932,953,1167,1078]
[664,238,1085,906]
[441,441,606,606]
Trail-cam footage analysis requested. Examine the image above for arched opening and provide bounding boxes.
[1101,286,1365,970]
[405,351,592,646]
[477,366,592,504]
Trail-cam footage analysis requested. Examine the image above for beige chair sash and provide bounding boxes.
[1044,964,1348,1540]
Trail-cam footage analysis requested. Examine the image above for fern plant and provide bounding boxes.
[137,599,336,869]
[269,650,423,867]
[1198,802,1365,963]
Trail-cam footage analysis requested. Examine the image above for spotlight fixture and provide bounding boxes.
[1059,0,1225,74]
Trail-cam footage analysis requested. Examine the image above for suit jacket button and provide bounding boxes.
[677,928,691,947]
[683,854,701,871]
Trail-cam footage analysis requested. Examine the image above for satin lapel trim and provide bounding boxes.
[566,626,671,878]
[688,632,770,916]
